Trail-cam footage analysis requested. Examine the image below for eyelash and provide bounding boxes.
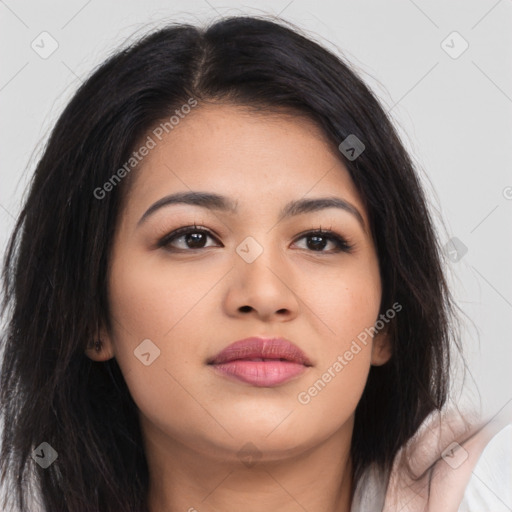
[157,224,354,254]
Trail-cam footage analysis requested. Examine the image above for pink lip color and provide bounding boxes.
[211,360,308,386]
[207,337,312,387]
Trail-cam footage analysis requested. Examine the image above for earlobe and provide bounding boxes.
[370,330,393,366]
[84,331,115,361]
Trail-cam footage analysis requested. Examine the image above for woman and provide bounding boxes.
[0,15,509,512]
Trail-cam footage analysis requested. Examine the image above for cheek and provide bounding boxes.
[292,256,381,419]
[105,249,225,430]
[291,294,376,441]
[293,355,371,444]
[305,252,382,344]
[105,260,204,443]
[107,247,217,344]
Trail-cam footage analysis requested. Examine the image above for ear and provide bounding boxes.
[371,327,393,366]
[84,324,115,362]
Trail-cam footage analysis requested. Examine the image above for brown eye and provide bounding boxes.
[293,230,353,253]
[158,226,221,251]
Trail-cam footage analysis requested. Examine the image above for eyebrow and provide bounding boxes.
[137,191,366,231]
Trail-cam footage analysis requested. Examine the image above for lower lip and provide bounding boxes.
[209,360,309,387]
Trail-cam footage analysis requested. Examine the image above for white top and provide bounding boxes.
[458,424,512,512]
[350,421,512,512]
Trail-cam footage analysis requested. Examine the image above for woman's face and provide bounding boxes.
[90,103,391,463]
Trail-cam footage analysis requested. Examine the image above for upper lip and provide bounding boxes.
[207,337,313,366]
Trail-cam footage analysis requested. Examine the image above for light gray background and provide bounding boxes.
[1,1,511,422]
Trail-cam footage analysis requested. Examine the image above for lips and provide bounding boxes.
[207,337,312,387]
[207,337,313,366]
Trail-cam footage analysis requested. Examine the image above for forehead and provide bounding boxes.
[122,103,367,223]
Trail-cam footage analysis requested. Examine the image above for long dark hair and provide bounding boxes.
[1,15,464,512]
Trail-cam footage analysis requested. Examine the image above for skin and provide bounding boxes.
[85,103,392,512]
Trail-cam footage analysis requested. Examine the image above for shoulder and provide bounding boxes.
[381,404,512,512]
[457,421,511,512]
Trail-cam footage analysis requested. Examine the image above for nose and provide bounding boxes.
[222,242,300,322]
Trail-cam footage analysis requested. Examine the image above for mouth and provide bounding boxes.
[207,337,312,387]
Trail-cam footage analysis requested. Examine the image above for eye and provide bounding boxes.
[293,229,353,253]
[157,225,353,253]
[157,225,221,251]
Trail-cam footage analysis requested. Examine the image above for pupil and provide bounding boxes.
[307,235,326,251]
[186,233,205,248]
